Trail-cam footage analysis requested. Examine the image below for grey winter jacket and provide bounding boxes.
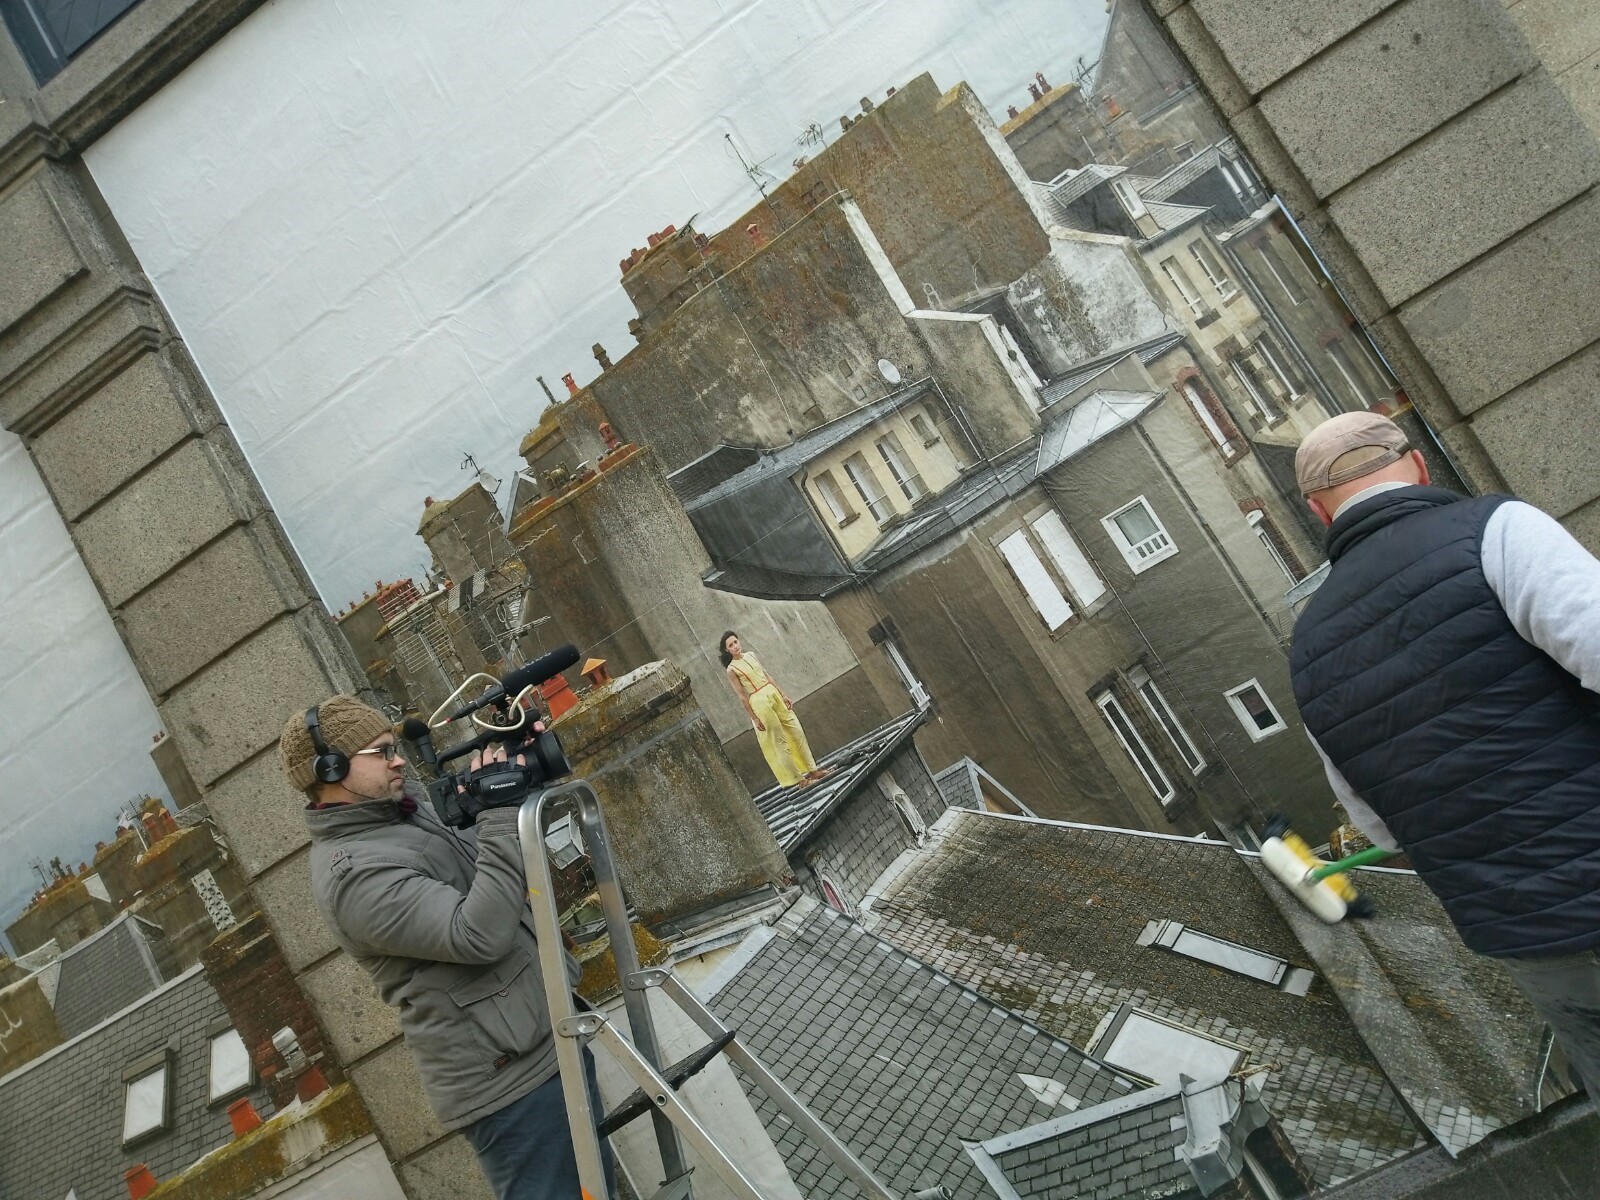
[304,791,579,1130]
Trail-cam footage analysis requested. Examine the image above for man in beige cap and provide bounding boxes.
[280,697,612,1199]
[1288,411,1600,1095]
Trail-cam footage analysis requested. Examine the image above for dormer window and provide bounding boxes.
[842,453,895,524]
[875,431,927,502]
[910,411,940,447]
[813,470,858,527]
[1112,177,1147,220]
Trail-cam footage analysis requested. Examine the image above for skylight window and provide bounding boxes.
[1090,1004,1244,1086]
[121,1051,173,1145]
[208,1022,254,1103]
[1138,919,1313,994]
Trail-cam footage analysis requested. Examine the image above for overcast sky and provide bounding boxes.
[0,0,1112,935]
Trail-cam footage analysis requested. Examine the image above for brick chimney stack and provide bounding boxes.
[200,914,337,1110]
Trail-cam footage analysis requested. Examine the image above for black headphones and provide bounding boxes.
[304,706,351,784]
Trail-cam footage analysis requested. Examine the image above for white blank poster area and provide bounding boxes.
[0,433,169,931]
[83,0,1106,609]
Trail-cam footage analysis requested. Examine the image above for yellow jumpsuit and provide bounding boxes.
[729,653,818,787]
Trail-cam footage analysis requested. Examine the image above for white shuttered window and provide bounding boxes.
[998,531,1074,630]
[1029,512,1106,607]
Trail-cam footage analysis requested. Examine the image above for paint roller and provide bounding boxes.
[1259,815,1397,923]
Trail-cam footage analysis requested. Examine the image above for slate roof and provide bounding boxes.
[1036,389,1161,475]
[1038,331,1186,407]
[862,809,1432,1186]
[968,1081,1194,1200]
[753,707,929,851]
[707,900,1143,1199]
[854,442,1041,575]
[1142,200,1210,238]
[49,914,167,1037]
[1137,139,1242,202]
[1042,164,1127,210]
[702,561,856,601]
[668,445,762,504]
[0,965,275,1200]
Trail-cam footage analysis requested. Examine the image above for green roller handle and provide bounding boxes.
[1309,845,1397,880]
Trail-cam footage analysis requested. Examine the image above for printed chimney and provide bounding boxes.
[556,661,789,925]
[200,914,337,1110]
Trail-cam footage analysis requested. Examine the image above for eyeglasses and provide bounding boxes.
[354,743,403,762]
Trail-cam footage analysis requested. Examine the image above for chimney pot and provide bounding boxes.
[295,1064,331,1103]
[1007,105,1020,119]
[859,95,874,114]
[886,85,897,97]
[227,1097,263,1138]
[562,373,578,396]
[593,343,612,371]
[1028,83,1041,101]
[839,115,851,133]
[746,222,765,248]
[1036,70,1051,91]
[661,224,676,237]
[124,1164,159,1200]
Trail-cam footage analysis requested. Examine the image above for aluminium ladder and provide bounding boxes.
[518,779,946,1200]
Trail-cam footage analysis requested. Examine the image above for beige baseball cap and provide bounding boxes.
[1294,412,1409,496]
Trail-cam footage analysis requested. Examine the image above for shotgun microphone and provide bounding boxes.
[443,645,580,723]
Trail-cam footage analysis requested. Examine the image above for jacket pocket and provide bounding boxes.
[446,947,551,1068]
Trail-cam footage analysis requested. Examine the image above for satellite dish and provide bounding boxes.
[877,359,902,385]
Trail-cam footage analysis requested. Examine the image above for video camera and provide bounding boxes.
[399,646,579,828]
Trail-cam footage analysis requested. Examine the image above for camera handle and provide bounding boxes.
[519,780,927,1200]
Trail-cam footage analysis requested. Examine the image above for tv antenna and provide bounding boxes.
[724,131,777,198]
[796,121,827,150]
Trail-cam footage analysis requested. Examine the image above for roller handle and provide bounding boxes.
[1309,846,1396,880]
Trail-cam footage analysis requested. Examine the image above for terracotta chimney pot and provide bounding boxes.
[124,1164,158,1200]
[228,1096,263,1138]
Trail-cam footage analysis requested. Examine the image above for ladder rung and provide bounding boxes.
[597,1030,739,1136]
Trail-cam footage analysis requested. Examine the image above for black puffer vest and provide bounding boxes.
[1291,486,1600,959]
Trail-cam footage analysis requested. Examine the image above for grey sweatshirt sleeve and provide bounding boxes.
[1480,500,1600,693]
[330,806,530,965]
[1309,736,1401,851]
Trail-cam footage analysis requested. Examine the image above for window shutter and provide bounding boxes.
[998,531,1073,630]
[1029,512,1106,607]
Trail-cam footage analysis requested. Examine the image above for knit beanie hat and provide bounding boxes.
[279,696,393,793]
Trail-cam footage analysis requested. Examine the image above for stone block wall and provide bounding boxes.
[0,15,473,1193]
[1149,0,1600,545]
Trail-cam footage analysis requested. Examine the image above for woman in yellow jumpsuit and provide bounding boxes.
[720,631,827,788]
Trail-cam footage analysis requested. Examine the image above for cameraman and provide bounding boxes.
[278,696,613,1200]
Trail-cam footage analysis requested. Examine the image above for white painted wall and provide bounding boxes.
[2,0,1112,930]
[81,0,1108,609]
[0,433,169,942]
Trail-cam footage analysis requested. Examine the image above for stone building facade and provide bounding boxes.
[2,0,1598,1195]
